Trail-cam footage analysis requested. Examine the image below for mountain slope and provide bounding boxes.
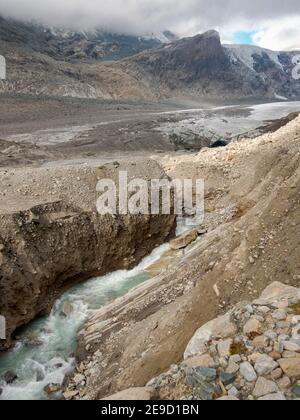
[0,17,299,101]
[121,30,300,99]
[0,16,173,62]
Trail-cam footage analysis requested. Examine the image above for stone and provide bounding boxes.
[229,355,242,364]
[196,382,222,401]
[254,282,300,307]
[278,358,300,378]
[272,310,287,321]
[248,353,262,364]
[282,351,300,359]
[183,354,215,369]
[264,331,277,340]
[274,341,284,353]
[170,229,198,250]
[245,305,254,314]
[63,390,79,400]
[197,228,208,235]
[292,326,300,340]
[219,357,228,368]
[102,387,157,401]
[258,393,286,401]
[292,386,300,398]
[217,396,239,401]
[192,367,217,382]
[217,339,233,358]
[226,363,240,375]
[253,377,278,398]
[252,336,269,349]
[243,319,262,335]
[271,368,283,380]
[61,302,74,317]
[228,386,239,398]
[254,355,278,376]
[73,373,85,385]
[283,341,300,352]
[220,371,236,386]
[268,352,282,361]
[240,362,257,382]
[44,383,61,395]
[257,306,271,314]
[278,334,289,341]
[184,313,237,359]
[277,376,291,389]
[4,370,18,384]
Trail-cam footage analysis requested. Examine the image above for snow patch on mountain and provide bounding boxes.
[225,44,283,71]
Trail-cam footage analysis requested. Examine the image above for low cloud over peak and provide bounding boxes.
[1,0,299,50]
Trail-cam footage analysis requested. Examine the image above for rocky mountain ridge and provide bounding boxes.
[0,18,300,101]
[0,16,175,62]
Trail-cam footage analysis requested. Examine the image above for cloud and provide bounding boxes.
[0,0,299,49]
[252,16,300,51]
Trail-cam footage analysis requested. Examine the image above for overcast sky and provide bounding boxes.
[1,0,300,50]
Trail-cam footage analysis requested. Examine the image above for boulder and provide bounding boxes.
[240,362,257,382]
[278,358,300,378]
[44,383,61,395]
[61,302,74,317]
[258,392,286,401]
[254,282,300,307]
[243,319,262,335]
[254,355,278,376]
[184,313,237,359]
[170,229,198,250]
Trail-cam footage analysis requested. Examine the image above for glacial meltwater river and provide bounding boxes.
[0,219,193,400]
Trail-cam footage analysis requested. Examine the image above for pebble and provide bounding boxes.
[257,306,271,314]
[278,358,300,378]
[268,352,282,361]
[252,335,269,349]
[183,354,216,369]
[127,285,300,401]
[253,377,278,398]
[229,355,242,364]
[264,331,277,340]
[270,368,283,380]
[220,372,236,386]
[217,339,233,358]
[243,319,262,335]
[192,367,217,382]
[228,386,239,397]
[240,362,257,382]
[282,341,300,352]
[292,386,300,398]
[277,376,291,389]
[226,363,240,375]
[272,310,287,321]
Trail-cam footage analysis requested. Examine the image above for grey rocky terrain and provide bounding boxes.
[1,17,300,101]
